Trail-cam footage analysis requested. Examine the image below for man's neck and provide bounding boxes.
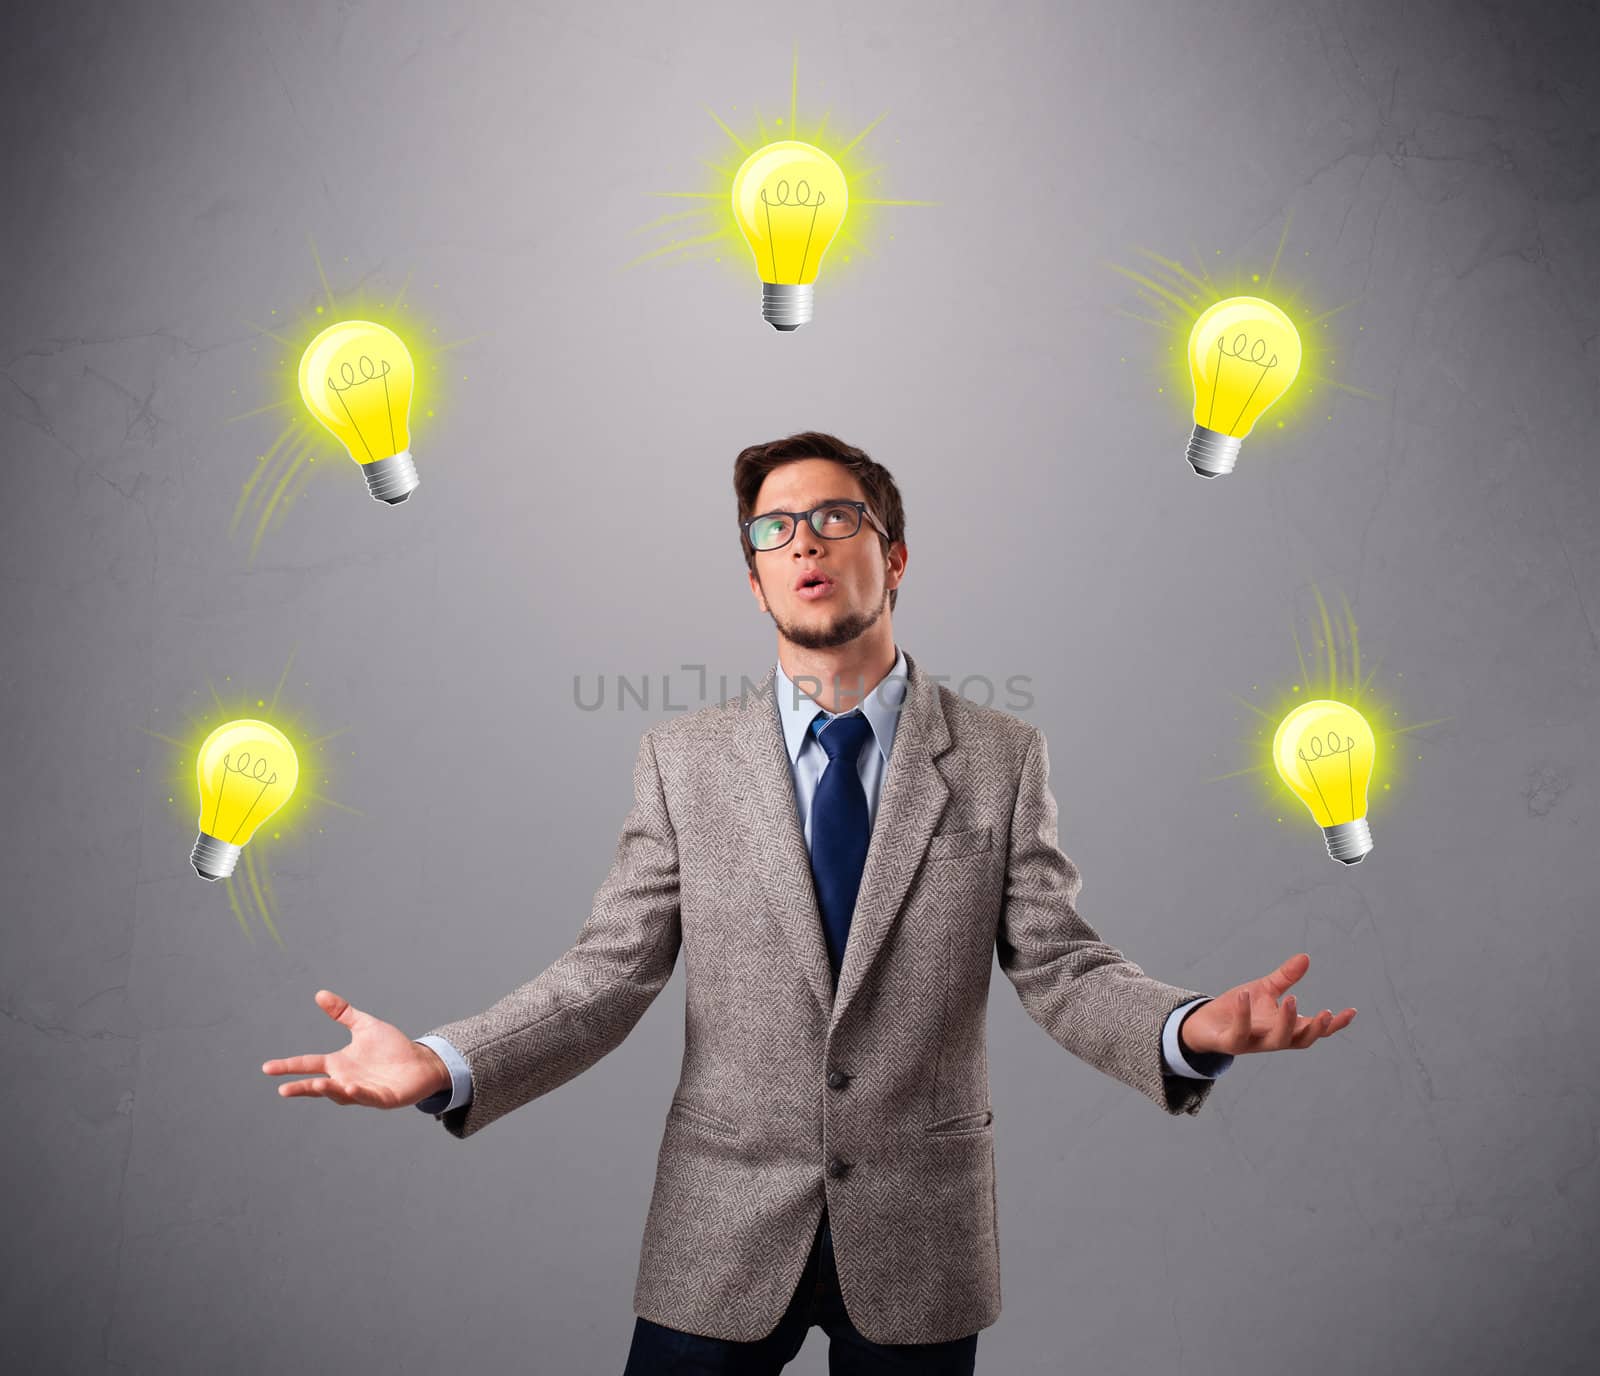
[779,639,898,715]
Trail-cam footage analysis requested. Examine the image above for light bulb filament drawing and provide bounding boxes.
[209,750,282,843]
[758,180,828,283]
[1292,731,1358,828]
[1205,333,1280,434]
[324,354,398,462]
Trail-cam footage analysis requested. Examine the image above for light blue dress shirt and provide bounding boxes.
[415,645,1231,1115]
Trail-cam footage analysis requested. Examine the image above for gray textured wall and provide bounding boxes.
[3,0,1597,1371]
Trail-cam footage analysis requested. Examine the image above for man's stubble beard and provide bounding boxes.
[761,574,890,652]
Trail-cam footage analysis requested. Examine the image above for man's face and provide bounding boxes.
[746,458,902,652]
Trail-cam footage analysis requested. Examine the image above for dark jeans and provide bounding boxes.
[622,1211,979,1374]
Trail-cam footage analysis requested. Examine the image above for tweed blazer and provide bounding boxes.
[420,648,1219,1344]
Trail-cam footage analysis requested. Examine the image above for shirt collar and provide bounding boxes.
[774,646,908,767]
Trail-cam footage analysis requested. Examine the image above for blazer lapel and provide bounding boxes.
[830,649,951,1029]
[731,650,953,1027]
[734,663,836,1018]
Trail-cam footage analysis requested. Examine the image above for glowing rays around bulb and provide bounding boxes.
[1206,584,1451,863]
[1106,210,1381,473]
[226,233,474,561]
[139,647,362,947]
[628,44,935,324]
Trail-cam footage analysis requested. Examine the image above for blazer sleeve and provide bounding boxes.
[417,726,683,1140]
[996,724,1221,1117]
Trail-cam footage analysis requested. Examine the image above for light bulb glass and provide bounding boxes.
[1183,295,1303,477]
[730,140,848,331]
[297,319,420,503]
[190,718,300,880]
[1272,698,1376,864]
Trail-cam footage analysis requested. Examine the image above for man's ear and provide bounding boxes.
[749,569,768,612]
[886,540,908,588]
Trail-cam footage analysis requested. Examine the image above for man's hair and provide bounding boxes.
[733,431,906,613]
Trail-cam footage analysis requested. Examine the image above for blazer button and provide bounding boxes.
[827,1156,850,1178]
[827,1070,849,1090]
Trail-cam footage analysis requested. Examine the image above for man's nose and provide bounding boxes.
[792,524,823,554]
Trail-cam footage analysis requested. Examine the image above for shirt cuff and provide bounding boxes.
[1163,997,1235,1079]
[412,1035,473,1114]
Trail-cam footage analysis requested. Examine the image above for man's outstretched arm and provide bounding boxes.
[416,727,683,1140]
[996,724,1225,1116]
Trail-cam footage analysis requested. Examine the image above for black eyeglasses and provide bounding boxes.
[741,500,889,553]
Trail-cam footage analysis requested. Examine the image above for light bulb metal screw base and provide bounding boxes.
[363,450,419,504]
[1322,818,1373,865]
[1185,425,1243,478]
[762,284,813,331]
[191,831,242,881]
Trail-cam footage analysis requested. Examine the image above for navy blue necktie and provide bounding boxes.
[808,710,874,984]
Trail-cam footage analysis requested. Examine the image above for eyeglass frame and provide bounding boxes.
[740,499,891,553]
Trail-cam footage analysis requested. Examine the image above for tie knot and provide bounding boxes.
[814,709,873,764]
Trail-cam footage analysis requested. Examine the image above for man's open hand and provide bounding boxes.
[1180,953,1355,1056]
[261,989,449,1108]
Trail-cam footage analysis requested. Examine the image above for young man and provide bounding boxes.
[264,431,1354,1373]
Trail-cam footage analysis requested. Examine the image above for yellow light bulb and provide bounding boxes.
[191,719,300,881]
[1184,296,1303,477]
[1272,699,1376,864]
[297,319,420,503]
[730,140,848,331]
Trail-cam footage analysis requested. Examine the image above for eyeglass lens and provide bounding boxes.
[749,503,862,550]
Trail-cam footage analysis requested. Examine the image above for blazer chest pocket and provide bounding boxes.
[926,825,992,861]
